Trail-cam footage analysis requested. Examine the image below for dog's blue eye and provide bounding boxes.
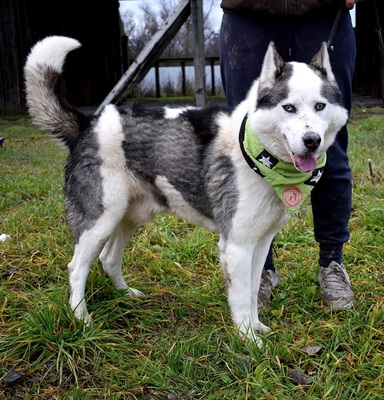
[315,103,326,111]
[282,105,296,113]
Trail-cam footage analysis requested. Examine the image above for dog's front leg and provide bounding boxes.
[250,237,274,331]
[219,239,269,342]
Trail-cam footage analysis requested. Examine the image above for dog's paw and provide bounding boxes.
[238,321,271,348]
[74,309,92,326]
[72,301,91,325]
[253,321,271,334]
[126,287,145,298]
[83,313,92,327]
[239,330,264,348]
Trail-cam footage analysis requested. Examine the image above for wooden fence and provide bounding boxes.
[152,56,220,97]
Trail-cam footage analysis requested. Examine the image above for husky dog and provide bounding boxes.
[24,36,348,342]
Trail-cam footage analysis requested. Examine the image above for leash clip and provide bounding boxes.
[327,6,344,52]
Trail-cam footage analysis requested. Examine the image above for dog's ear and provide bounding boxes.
[310,42,337,83]
[258,42,285,89]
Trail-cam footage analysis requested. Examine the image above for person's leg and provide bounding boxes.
[220,13,288,306]
[220,13,284,108]
[219,12,291,258]
[220,13,355,254]
[286,12,355,264]
[288,11,356,309]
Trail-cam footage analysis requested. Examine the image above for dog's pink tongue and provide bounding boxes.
[294,153,317,173]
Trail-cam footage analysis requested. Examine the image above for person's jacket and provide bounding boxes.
[220,0,343,17]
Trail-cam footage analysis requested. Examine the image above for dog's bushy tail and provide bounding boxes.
[24,36,89,149]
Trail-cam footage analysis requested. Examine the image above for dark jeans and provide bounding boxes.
[220,10,356,268]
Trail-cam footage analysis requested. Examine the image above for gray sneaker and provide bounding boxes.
[319,261,354,311]
[258,269,280,310]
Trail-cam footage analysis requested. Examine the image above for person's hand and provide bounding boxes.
[345,0,357,9]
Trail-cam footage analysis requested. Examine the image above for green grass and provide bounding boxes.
[0,105,383,399]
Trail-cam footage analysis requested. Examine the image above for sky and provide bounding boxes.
[118,0,223,32]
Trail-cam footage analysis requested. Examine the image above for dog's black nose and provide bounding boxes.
[303,133,321,150]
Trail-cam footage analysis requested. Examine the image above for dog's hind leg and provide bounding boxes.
[68,230,106,323]
[68,210,128,322]
[99,218,144,298]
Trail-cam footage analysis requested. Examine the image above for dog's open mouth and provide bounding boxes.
[293,153,317,173]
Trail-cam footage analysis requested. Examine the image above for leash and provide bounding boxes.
[327,6,345,51]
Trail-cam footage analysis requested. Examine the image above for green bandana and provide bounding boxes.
[239,116,326,214]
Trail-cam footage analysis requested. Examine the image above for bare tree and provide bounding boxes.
[120,0,219,59]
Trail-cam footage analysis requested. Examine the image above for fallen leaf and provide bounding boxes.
[288,368,313,385]
[304,345,323,356]
[2,367,28,384]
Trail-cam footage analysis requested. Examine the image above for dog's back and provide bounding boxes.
[24,36,235,236]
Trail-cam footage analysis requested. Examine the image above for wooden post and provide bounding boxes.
[210,59,216,96]
[155,61,160,98]
[181,61,186,96]
[191,0,206,107]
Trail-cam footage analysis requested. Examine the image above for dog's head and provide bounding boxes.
[246,42,348,173]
